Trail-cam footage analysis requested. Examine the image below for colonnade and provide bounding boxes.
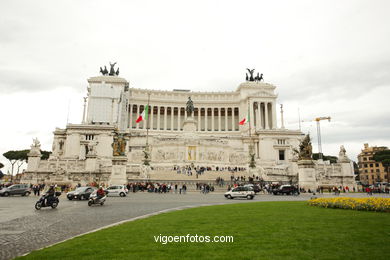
[128,105,240,132]
[251,101,275,130]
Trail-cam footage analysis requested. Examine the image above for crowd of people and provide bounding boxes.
[173,165,247,177]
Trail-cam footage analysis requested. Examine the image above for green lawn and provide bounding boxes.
[19,201,390,260]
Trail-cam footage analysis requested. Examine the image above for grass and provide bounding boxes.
[18,201,390,260]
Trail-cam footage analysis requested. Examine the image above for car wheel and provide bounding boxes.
[35,202,42,210]
[119,192,126,197]
[247,195,252,200]
[3,192,9,197]
[80,195,85,200]
[67,196,73,200]
[227,195,232,199]
[24,191,30,196]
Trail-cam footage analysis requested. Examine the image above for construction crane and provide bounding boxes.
[315,117,331,160]
[289,116,331,160]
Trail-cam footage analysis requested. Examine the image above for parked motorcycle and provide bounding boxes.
[35,191,61,210]
[88,191,106,206]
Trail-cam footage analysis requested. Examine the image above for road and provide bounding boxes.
[0,192,387,260]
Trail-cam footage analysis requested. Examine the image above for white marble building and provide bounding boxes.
[23,68,356,190]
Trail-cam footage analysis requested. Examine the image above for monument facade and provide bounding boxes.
[22,65,356,189]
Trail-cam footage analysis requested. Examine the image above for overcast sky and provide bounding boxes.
[1,0,389,174]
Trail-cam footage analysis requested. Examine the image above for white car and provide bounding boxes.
[105,185,128,197]
[224,186,255,200]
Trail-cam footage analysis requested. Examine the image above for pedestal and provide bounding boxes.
[110,156,127,185]
[297,160,316,191]
[182,116,197,132]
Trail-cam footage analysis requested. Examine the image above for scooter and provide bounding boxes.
[88,191,106,206]
[35,191,61,210]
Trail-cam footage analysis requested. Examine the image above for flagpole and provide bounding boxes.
[146,92,150,147]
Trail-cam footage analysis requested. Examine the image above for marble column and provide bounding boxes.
[157,106,161,130]
[225,107,228,131]
[272,102,277,129]
[249,101,255,130]
[197,108,201,131]
[265,102,269,129]
[231,107,235,131]
[211,108,215,131]
[164,107,167,130]
[136,105,140,129]
[218,108,221,131]
[171,106,174,131]
[205,108,208,131]
[257,102,262,130]
[150,105,154,130]
[129,104,133,129]
[178,107,181,131]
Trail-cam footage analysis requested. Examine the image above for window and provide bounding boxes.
[375,163,379,167]
[363,157,367,161]
[364,164,368,168]
[85,134,95,140]
[370,164,373,167]
[277,139,286,145]
[376,169,380,173]
[279,150,285,161]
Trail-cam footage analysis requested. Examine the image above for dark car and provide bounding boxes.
[0,184,31,197]
[272,185,298,195]
[67,186,97,200]
[244,184,261,194]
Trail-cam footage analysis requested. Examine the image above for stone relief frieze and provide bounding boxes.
[229,153,247,164]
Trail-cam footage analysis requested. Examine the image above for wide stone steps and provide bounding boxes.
[148,170,251,181]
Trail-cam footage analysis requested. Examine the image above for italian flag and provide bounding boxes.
[136,105,149,123]
[239,115,249,125]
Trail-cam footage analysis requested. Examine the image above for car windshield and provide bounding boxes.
[75,187,87,192]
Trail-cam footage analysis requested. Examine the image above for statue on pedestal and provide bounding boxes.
[294,134,312,160]
[186,97,194,117]
[112,134,126,156]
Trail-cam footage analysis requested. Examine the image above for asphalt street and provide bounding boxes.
[0,192,388,260]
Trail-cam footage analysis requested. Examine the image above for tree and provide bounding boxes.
[373,149,390,183]
[3,149,29,182]
[41,150,52,160]
[312,153,338,163]
[0,162,4,179]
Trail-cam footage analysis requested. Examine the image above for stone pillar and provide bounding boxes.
[129,104,133,129]
[225,107,228,131]
[298,160,316,191]
[143,106,147,129]
[265,102,269,129]
[136,105,140,129]
[150,105,154,130]
[249,101,255,130]
[110,156,128,186]
[257,102,262,130]
[178,107,181,131]
[272,101,277,129]
[205,108,208,131]
[157,106,161,130]
[197,108,201,131]
[171,106,174,131]
[211,108,215,131]
[231,107,235,131]
[164,107,167,130]
[218,108,221,131]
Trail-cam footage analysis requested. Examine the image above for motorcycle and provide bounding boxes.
[88,191,106,206]
[35,191,61,210]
